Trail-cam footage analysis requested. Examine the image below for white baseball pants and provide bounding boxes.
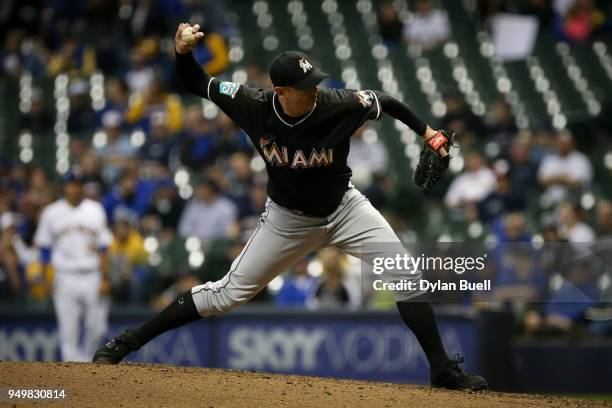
[53,271,110,361]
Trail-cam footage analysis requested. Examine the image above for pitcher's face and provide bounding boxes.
[276,86,318,115]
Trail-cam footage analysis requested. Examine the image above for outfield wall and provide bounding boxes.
[1,306,611,392]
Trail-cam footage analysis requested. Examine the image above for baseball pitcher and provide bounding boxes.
[94,23,486,390]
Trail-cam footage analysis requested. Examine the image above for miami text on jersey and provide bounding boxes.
[260,138,333,169]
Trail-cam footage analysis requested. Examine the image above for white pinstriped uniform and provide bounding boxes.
[35,198,113,361]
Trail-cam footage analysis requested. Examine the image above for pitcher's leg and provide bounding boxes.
[328,197,446,365]
[94,209,325,364]
[135,219,318,345]
[327,192,487,390]
[327,192,424,301]
[191,220,322,316]
[327,196,446,366]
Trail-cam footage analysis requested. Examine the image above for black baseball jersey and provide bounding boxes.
[205,78,381,217]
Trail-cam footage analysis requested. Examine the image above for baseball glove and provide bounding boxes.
[413,130,455,193]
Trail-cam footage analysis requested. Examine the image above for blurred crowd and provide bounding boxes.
[431,90,612,336]
[376,0,612,48]
[0,0,611,336]
[0,0,375,313]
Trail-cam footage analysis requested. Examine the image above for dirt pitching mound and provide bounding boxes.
[0,362,608,408]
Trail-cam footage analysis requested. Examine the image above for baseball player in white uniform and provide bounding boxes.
[35,169,113,362]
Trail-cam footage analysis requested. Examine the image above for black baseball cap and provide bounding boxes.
[269,51,329,90]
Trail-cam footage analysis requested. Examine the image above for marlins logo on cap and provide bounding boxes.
[298,58,312,73]
[269,51,329,90]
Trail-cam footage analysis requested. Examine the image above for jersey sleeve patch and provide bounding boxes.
[355,90,374,108]
[219,81,240,99]
[354,90,381,120]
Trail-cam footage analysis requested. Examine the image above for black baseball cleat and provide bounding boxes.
[93,329,141,364]
[430,354,488,391]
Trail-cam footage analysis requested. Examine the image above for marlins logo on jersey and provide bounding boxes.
[260,137,333,169]
[355,90,374,108]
